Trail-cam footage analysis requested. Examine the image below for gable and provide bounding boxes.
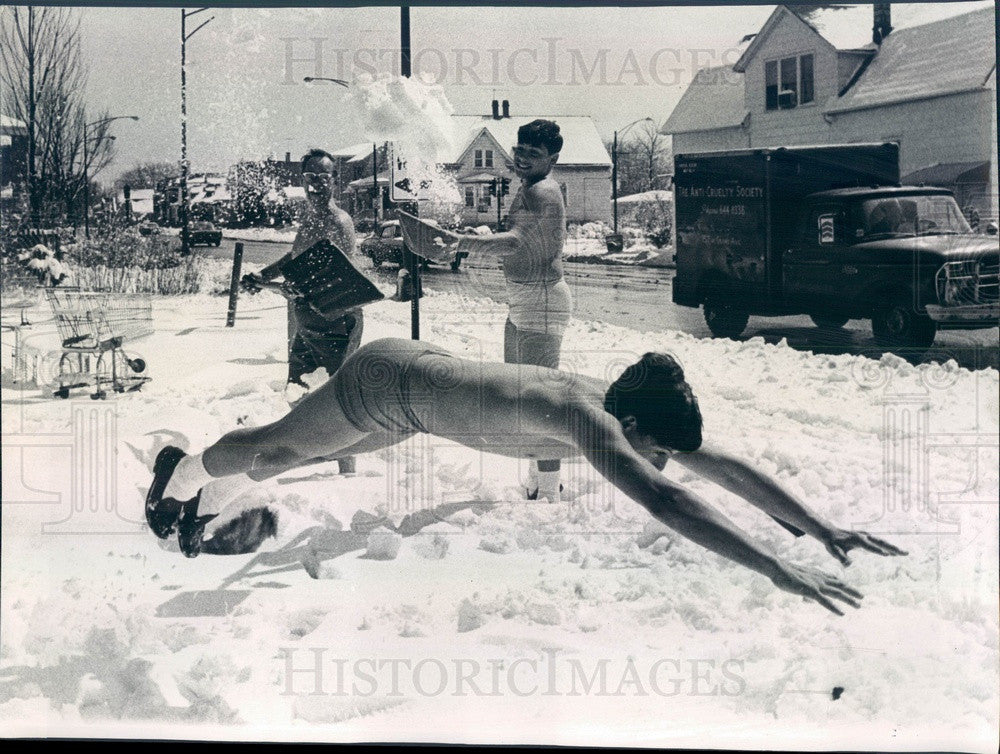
[454,128,509,170]
[734,5,836,73]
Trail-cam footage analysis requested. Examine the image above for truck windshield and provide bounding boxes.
[856,195,972,240]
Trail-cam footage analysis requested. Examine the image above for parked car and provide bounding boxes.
[189,221,223,247]
[361,220,468,272]
[353,211,377,234]
[672,143,999,349]
[137,220,161,236]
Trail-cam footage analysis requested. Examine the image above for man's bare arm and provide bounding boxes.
[673,444,907,565]
[565,406,863,614]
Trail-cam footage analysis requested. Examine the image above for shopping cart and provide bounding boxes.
[45,288,152,399]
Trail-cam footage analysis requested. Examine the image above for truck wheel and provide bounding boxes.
[810,314,849,329]
[871,299,937,349]
[704,301,749,339]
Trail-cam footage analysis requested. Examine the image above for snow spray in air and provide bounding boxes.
[347,73,463,224]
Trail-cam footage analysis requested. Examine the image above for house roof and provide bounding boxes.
[331,142,373,162]
[901,161,991,186]
[826,6,996,113]
[458,172,499,183]
[1,114,27,134]
[737,3,994,71]
[449,115,611,166]
[661,65,748,135]
[347,171,392,190]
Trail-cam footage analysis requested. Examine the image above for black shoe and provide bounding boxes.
[145,446,188,539]
[177,494,217,558]
[526,484,563,501]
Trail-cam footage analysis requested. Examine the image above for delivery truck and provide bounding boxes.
[672,143,998,348]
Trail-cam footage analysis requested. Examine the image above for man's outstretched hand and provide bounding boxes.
[770,561,864,616]
[240,273,263,293]
[822,529,908,567]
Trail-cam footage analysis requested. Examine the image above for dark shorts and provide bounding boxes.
[288,304,363,385]
[332,338,453,435]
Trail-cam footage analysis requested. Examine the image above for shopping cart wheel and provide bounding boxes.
[92,390,106,400]
[128,357,146,373]
[55,387,70,399]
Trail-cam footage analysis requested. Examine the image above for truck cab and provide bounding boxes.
[784,188,998,347]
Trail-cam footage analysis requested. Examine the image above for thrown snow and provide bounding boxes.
[348,73,463,223]
[1,287,997,749]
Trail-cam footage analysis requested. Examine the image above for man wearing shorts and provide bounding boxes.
[243,148,362,473]
[145,338,906,616]
[447,120,572,502]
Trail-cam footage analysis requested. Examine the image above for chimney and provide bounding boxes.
[285,151,291,163]
[491,99,500,120]
[501,100,510,118]
[873,3,892,45]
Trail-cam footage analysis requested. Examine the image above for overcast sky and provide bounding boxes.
[67,2,993,182]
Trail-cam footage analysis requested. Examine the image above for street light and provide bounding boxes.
[303,76,350,87]
[83,115,138,238]
[611,116,654,235]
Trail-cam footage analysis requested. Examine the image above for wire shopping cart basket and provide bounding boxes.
[45,288,153,398]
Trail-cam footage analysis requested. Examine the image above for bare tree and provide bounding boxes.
[1,6,113,226]
[114,162,179,193]
[606,122,673,198]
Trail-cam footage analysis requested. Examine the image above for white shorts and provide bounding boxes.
[506,278,573,336]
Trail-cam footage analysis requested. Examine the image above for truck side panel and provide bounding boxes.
[673,143,900,311]
[673,153,768,307]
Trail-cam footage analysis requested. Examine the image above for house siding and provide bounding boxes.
[743,9,838,147]
[551,165,612,224]
[673,127,749,155]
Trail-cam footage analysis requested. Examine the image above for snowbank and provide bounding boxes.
[1,288,996,749]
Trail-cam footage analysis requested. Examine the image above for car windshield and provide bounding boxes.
[855,194,971,240]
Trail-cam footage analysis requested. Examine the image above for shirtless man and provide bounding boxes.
[442,120,572,502]
[146,338,905,614]
[243,148,362,473]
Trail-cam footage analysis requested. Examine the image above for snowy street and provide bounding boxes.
[2,285,997,747]
[203,237,1000,371]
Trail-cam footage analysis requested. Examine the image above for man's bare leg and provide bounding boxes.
[504,318,564,500]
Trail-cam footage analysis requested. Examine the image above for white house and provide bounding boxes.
[445,106,612,225]
[662,3,998,223]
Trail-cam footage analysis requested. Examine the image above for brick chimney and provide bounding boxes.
[501,100,510,118]
[491,99,500,119]
[873,3,892,45]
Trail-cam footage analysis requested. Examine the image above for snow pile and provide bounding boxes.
[0,289,996,748]
[568,222,613,240]
[223,227,298,244]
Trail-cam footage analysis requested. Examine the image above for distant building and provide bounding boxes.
[1,114,28,202]
[446,104,612,225]
[662,3,998,223]
[339,103,612,226]
[115,188,155,219]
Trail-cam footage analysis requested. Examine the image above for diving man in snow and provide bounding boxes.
[146,338,905,615]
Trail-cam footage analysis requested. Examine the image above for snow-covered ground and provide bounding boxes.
[1,286,996,748]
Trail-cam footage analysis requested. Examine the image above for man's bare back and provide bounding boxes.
[147,338,906,615]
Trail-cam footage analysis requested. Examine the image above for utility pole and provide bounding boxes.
[372,143,379,224]
[180,8,213,255]
[400,5,420,340]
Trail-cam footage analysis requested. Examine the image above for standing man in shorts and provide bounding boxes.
[445,120,572,502]
[242,148,362,474]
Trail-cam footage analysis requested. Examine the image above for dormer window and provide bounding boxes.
[474,149,494,168]
[765,53,814,110]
